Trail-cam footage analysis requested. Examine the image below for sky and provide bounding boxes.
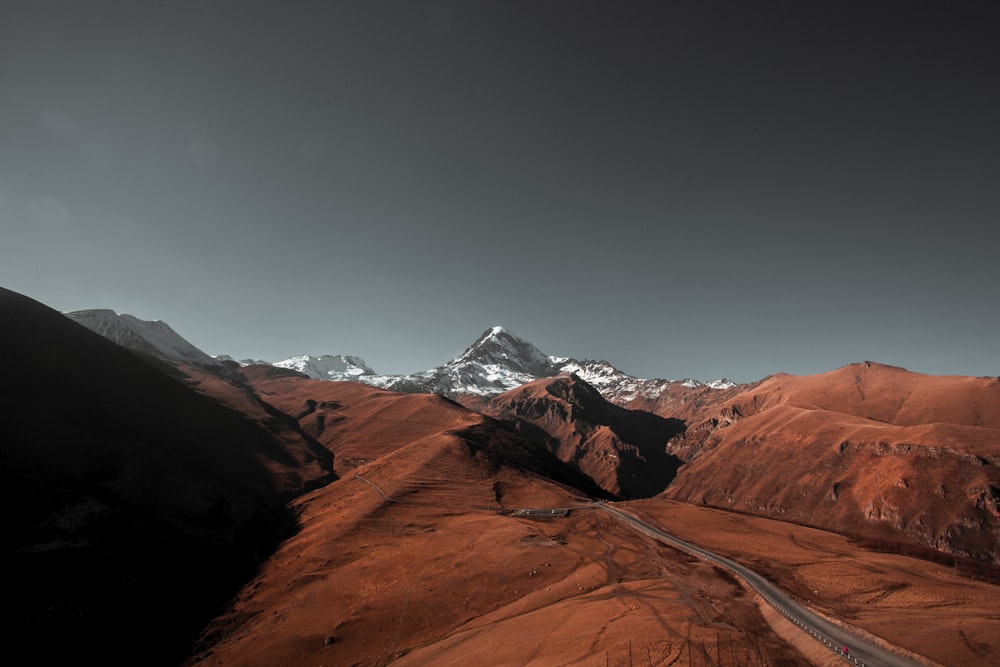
[2,1,998,383]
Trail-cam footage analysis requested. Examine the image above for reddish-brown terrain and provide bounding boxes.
[627,499,1000,667]
[180,366,1000,667]
[8,284,1000,666]
[201,370,609,499]
[476,374,685,499]
[183,421,809,667]
[184,440,1000,666]
[663,362,1000,563]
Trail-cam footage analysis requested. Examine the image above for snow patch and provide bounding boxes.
[273,354,375,381]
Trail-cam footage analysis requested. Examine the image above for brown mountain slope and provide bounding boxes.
[247,374,482,473]
[663,362,1000,563]
[478,374,685,499]
[227,372,612,499]
[184,421,810,667]
[714,362,1000,428]
[0,287,335,665]
[629,499,1000,667]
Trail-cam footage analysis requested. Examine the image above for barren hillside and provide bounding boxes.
[664,363,1000,562]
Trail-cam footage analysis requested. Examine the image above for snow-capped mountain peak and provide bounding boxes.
[70,307,741,405]
[264,325,741,402]
[272,354,375,381]
[212,354,271,367]
[451,326,551,376]
[681,378,737,390]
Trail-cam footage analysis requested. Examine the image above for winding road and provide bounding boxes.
[352,472,927,666]
[597,503,925,667]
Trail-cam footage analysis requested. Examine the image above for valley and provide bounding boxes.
[5,288,999,666]
[10,4,999,666]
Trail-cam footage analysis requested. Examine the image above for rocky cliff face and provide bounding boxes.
[479,374,685,499]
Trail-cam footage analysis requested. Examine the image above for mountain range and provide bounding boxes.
[3,289,333,664]
[6,289,999,666]
[63,304,1000,563]
[66,309,737,402]
[65,308,223,368]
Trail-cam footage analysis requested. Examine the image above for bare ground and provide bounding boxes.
[626,499,1000,667]
[185,441,815,666]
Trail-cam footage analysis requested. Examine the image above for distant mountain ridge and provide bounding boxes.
[65,308,221,368]
[272,353,376,380]
[272,326,738,402]
[64,311,739,402]
[44,293,1000,569]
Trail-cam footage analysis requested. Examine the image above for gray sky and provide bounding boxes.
[2,1,998,383]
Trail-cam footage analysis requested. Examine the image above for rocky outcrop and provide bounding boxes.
[480,374,685,499]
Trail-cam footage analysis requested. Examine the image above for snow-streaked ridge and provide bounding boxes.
[273,354,375,381]
[213,354,271,367]
[435,325,553,394]
[270,326,740,401]
[69,308,740,402]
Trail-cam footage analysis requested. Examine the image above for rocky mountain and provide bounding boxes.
[479,374,686,499]
[272,326,739,405]
[554,358,742,420]
[11,286,1000,667]
[213,354,271,366]
[663,362,1000,563]
[272,353,376,380]
[63,308,740,407]
[182,376,797,667]
[65,308,221,368]
[373,326,559,395]
[63,302,1000,566]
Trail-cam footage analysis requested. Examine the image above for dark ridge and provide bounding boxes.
[455,419,615,501]
[484,374,687,499]
[0,287,316,664]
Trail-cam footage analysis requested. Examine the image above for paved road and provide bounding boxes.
[596,503,926,667]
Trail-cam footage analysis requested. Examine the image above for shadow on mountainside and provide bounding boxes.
[456,419,615,501]
[610,411,687,499]
[481,375,687,500]
[0,287,324,665]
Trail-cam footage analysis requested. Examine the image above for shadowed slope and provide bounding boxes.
[176,364,337,495]
[65,307,222,368]
[479,374,686,498]
[0,287,334,665]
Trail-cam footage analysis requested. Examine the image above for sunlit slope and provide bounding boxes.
[664,362,1000,562]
